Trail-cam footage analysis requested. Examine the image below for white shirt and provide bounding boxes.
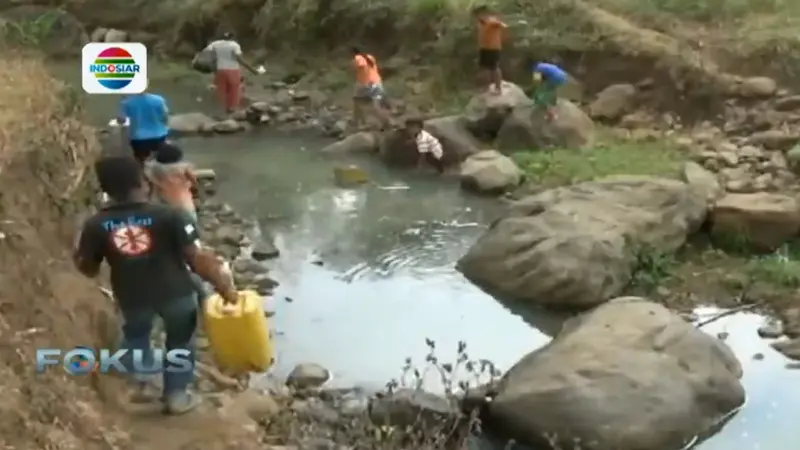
[415,130,443,160]
[207,40,242,70]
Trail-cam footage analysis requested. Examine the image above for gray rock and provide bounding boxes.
[757,319,784,339]
[252,240,280,260]
[286,363,330,389]
[214,225,244,246]
[489,297,744,450]
[232,258,266,275]
[369,388,459,428]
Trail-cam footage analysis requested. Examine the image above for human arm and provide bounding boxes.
[157,95,169,126]
[116,98,129,126]
[72,218,104,278]
[168,211,238,304]
[232,42,259,75]
[184,163,198,187]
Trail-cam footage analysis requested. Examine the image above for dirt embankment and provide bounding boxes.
[31,0,797,123]
[0,49,130,448]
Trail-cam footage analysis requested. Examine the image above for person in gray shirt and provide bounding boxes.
[204,32,263,115]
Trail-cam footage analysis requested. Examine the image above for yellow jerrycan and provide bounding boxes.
[203,290,274,374]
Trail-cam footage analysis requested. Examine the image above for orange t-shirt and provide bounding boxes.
[353,54,382,85]
[478,17,506,50]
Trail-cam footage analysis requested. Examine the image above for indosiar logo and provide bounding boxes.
[82,43,148,94]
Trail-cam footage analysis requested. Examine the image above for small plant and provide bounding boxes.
[2,10,62,48]
[631,244,677,291]
[745,242,800,288]
[264,339,503,449]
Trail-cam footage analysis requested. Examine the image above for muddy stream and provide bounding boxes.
[61,66,798,449]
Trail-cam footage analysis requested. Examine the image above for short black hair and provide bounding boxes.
[95,155,143,201]
[155,142,184,164]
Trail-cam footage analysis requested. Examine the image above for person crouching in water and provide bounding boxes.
[72,155,238,414]
[145,142,210,303]
[531,62,568,121]
[405,118,444,174]
[351,47,391,130]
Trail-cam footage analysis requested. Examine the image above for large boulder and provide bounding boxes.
[1,6,88,56]
[495,99,595,152]
[489,297,745,450]
[457,176,707,309]
[320,131,379,155]
[459,150,523,194]
[710,192,800,252]
[588,83,638,121]
[424,115,482,165]
[463,81,532,139]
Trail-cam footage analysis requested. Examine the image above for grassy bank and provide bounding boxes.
[511,129,685,187]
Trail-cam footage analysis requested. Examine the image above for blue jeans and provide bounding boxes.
[119,293,198,397]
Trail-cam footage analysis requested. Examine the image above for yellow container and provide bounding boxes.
[203,290,274,374]
[334,165,369,186]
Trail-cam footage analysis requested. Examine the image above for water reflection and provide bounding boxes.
[691,307,800,450]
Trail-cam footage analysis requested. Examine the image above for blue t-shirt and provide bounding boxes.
[120,94,169,141]
[533,63,568,85]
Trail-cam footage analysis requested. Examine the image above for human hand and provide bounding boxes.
[221,288,239,305]
[255,65,266,75]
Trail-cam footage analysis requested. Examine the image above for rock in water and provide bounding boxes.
[457,176,707,309]
[459,150,523,194]
[168,113,216,136]
[489,297,745,450]
[320,131,379,154]
[251,240,279,261]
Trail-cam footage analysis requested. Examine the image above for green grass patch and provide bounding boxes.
[745,243,800,288]
[511,131,684,187]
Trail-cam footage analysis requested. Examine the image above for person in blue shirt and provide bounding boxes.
[118,92,170,165]
[531,62,568,121]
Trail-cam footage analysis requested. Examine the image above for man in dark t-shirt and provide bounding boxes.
[73,155,238,415]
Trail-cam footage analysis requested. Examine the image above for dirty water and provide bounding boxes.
[61,65,799,449]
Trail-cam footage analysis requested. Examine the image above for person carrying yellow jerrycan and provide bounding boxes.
[204,289,274,374]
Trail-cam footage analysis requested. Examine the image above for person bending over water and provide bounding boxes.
[203,32,263,116]
[351,47,391,130]
[118,91,169,165]
[473,5,507,95]
[405,118,444,174]
[73,155,238,415]
[531,62,568,121]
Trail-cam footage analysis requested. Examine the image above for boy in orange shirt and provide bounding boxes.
[351,47,391,130]
[473,5,507,95]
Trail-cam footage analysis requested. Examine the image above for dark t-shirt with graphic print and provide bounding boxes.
[77,201,199,310]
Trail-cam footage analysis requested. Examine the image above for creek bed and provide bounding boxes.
[69,69,800,450]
